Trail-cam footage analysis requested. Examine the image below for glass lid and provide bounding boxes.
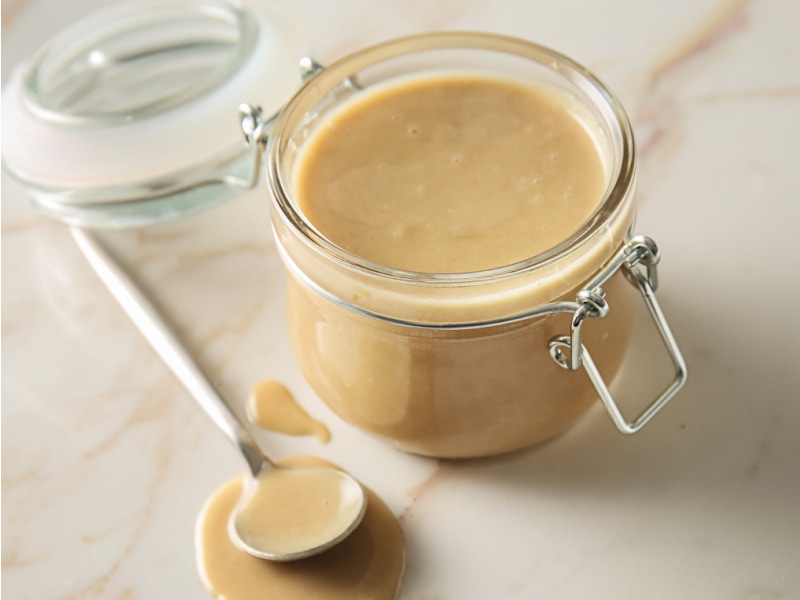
[1,0,309,228]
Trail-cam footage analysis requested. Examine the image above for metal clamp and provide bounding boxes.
[235,57,326,191]
[548,236,687,434]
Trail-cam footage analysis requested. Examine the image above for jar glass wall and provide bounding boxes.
[268,33,638,457]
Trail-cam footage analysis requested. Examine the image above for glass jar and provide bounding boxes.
[267,33,686,458]
[3,3,684,459]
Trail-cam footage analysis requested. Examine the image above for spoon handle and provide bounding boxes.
[71,226,269,477]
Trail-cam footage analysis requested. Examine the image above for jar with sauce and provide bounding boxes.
[265,33,687,458]
[2,4,685,460]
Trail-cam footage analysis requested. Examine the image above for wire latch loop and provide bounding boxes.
[548,236,687,434]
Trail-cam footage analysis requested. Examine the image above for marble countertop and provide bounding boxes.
[3,0,799,598]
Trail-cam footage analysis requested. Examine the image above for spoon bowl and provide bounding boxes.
[230,464,367,561]
[72,227,367,561]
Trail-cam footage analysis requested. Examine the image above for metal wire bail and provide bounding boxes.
[548,236,687,434]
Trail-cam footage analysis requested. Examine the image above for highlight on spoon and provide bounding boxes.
[229,466,367,561]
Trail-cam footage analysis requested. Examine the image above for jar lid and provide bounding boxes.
[1,0,309,228]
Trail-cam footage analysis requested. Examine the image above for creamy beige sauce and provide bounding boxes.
[233,464,363,556]
[288,273,633,457]
[246,380,330,443]
[294,73,607,273]
[196,455,405,600]
[284,72,635,457]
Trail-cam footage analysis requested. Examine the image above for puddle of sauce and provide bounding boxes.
[233,465,364,557]
[196,455,405,600]
[246,380,331,443]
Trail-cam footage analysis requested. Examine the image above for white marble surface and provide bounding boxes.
[3,0,800,598]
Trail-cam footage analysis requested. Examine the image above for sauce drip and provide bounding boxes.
[246,380,330,443]
[196,456,405,600]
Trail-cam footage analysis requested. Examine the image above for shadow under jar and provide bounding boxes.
[267,33,684,458]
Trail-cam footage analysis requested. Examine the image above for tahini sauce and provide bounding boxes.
[233,465,364,557]
[285,73,633,457]
[294,73,606,273]
[246,380,330,443]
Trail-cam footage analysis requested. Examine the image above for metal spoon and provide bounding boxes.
[71,226,367,561]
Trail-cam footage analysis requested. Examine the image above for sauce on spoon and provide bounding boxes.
[232,464,365,558]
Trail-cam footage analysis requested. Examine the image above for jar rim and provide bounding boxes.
[268,31,636,286]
